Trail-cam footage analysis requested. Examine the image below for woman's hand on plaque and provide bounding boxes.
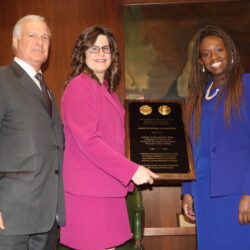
[132,165,159,185]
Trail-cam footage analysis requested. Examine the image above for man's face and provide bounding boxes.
[13,19,50,71]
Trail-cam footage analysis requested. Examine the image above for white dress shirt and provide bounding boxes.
[14,57,42,90]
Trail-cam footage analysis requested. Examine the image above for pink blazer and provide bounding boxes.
[61,73,138,197]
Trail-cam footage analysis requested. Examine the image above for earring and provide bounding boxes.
[231,57,234,64]
[202,66,205,72]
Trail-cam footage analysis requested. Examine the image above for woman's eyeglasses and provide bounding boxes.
[88,46,111,54]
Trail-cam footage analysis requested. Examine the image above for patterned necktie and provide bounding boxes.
[35,73,52,116]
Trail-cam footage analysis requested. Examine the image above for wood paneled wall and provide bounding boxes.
[0,1,244,250]
[0,0,124,107]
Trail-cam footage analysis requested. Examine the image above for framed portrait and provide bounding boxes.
[124,1,250,100]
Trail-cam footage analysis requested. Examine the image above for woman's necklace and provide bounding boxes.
[205,82,220,100]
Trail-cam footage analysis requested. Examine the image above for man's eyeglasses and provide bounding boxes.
[88,46,111,54]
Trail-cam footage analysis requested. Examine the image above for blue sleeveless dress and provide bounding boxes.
[192,87,250,250]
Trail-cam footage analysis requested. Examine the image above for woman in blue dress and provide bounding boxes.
[182,25,250,250]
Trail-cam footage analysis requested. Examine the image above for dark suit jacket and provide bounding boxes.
[182,73,250,197]
[0,61,65,235]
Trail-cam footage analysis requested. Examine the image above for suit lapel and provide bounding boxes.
[50,91,59,121]
[101,85,124,120]
[210,99,224,148]
[9,61,52,118]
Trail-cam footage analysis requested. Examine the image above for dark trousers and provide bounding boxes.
[0,222,57,250]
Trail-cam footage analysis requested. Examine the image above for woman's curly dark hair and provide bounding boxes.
[66,26,120,93]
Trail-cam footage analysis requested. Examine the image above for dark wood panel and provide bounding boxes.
[121,0,246,4]
[0,0,123,107]
[143,235,196,250]
[141,186,197,249]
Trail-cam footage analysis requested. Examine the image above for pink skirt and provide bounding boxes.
[60,192,133,250]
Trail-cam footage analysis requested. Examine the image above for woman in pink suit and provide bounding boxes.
[60,26,158,250]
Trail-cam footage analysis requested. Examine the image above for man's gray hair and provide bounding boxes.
[13,15,51,36]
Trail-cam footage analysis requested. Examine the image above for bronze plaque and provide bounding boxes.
[126,100,195,181]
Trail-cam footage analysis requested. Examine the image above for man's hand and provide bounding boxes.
[132,165,159,185]
[238,195,250,224]
[0,211,5,230]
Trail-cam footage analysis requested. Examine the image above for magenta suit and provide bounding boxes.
[60,73,138,250]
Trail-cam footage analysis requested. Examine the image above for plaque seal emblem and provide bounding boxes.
[158,105,171,115]
[139,105,152,115]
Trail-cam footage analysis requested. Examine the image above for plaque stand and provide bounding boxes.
[125,100,196,247]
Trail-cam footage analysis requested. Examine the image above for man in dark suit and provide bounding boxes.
[0,15,65,250]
